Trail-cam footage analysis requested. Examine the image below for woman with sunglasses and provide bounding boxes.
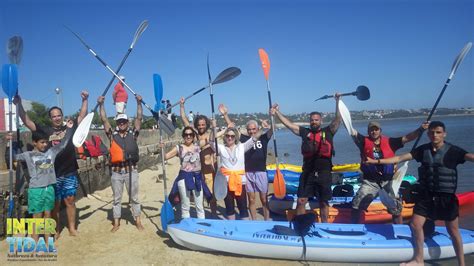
[163,126,211,219]
[210,122,259,220]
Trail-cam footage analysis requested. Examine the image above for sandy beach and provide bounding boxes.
[1,156,473,266]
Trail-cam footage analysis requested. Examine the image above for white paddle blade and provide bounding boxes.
[449,42,472,80]
[73,112,94,147]
[213,171,228,200]
[338,100,356,136]
[379,161,409,209]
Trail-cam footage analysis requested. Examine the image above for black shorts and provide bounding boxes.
[297,170,332,201]
[414,192,459,221]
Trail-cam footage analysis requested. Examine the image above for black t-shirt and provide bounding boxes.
[35,121,79,177]
[240,133,270,172]
[411,142,467,169]
[299,126,334,172]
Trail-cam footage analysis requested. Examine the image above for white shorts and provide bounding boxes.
[115,102,127,114]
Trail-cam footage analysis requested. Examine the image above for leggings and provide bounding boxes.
[224,185,249,218]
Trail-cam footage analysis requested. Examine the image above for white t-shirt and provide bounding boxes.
[213,138,255,184]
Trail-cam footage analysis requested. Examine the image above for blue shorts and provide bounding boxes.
[55,173,78,200]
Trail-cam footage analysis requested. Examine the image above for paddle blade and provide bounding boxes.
[379,161,408,209]
[2,64,18,102]
[338,100,356,136]
[7,36,23,65]
[153,74,163,103]
[355,85,370,101]
[449,42,472,80]
[214,172,228,200]
[161,199,174,232]
[131,20,149,49]
[273,168,286,199]
[73,112,94,147]
[258,48,270,80]
[212,67,241,85]
[159,114,176,136]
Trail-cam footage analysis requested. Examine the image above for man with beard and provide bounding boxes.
[270,95,341,223]
[180,98,230,217]
[14,91,89,237]
[350,120,429,224]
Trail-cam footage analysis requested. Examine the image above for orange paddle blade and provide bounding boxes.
[273,168,286,199]
[258,48,270,80]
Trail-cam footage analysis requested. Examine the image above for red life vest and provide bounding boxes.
[362,135,394,159]
[301,130,333,159]
[360,135,395,179]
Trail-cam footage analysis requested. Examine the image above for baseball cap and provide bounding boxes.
[115,113,128,121]
[368,121,381,129]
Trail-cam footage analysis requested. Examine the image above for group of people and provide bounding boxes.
[7,82,474,265]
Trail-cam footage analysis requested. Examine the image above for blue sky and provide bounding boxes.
[0,0,472,118]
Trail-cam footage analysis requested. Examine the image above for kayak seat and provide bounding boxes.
[270,225,299,236]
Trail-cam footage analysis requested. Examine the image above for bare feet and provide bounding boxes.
[135,218,144,231]
[68,229,78,236]
[111,224,120,233]
[400,260,424,266]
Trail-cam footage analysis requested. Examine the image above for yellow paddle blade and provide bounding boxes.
[273,168,286,199]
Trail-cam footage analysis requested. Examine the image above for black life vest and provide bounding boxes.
[301,129,333,159]
[110,128,139,164]
[359,136,395,180]
[418,143,457,194]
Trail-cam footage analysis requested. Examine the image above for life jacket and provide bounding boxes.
[301,129,333,159]
[110,128,139,164]
[84,135,103,157]
[418,143,457,194]
[359,136,395,180]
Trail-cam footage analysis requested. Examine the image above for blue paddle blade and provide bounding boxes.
[161,199,174,232]
[2,64,18,102]
[153,74,163,104]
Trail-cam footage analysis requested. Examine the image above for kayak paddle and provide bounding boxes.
[69,20,149,147]
[154,74,174,232]
[258,48,285,199]
[315,85,370,102]
[337,99,356,136]
[387,42,472,203]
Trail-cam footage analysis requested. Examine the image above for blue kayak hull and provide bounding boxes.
[168,218,474,262]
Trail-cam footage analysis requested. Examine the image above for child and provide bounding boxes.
[15,120,74,243]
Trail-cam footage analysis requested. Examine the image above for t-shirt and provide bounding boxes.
[299,126,334,172]
[411,142,467,170]
[16,128,73,188]
[35,121,79,177]
[214,138,255,184]
[240,133,270,172]
[113,83,128,103]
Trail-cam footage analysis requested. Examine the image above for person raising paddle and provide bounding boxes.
[350,121,429,224]
[179,97,229,218]
[14,91,88,237]
[219,104,272,221]
[97,95,144,232]
[365,121,474,266]
[270,94,341,223]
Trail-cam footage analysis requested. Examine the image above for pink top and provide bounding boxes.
[113,82,128,103]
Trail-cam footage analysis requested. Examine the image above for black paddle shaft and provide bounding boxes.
[267,89,279,158]
[411,78,451,150]
[210,92,219,157]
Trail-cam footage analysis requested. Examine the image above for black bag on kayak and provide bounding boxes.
[332,184,354,197]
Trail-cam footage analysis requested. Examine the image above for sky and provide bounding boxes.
[0,0,473,118]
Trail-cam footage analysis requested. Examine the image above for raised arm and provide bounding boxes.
[329,93,342,135]
[270,104,299,135]
[97,96,112,134]
[366,152,414,165]
[77,90,89,124]
[135,95,143,131]
[218,104,234,128]
[261,119,273,139]
[13,95,37,131]
[160,142,178,160]
[179,97,191,127]
[401,121,430,144]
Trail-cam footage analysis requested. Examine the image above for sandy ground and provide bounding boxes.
[1,157,473,265]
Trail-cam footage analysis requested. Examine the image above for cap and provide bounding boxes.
[118,75,126,81]
[368,121,381,129]
[114,113,128,121]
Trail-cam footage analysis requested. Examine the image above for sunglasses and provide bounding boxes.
[225,134,236,139]
[117,119,128,124]
[183,133,195,138]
